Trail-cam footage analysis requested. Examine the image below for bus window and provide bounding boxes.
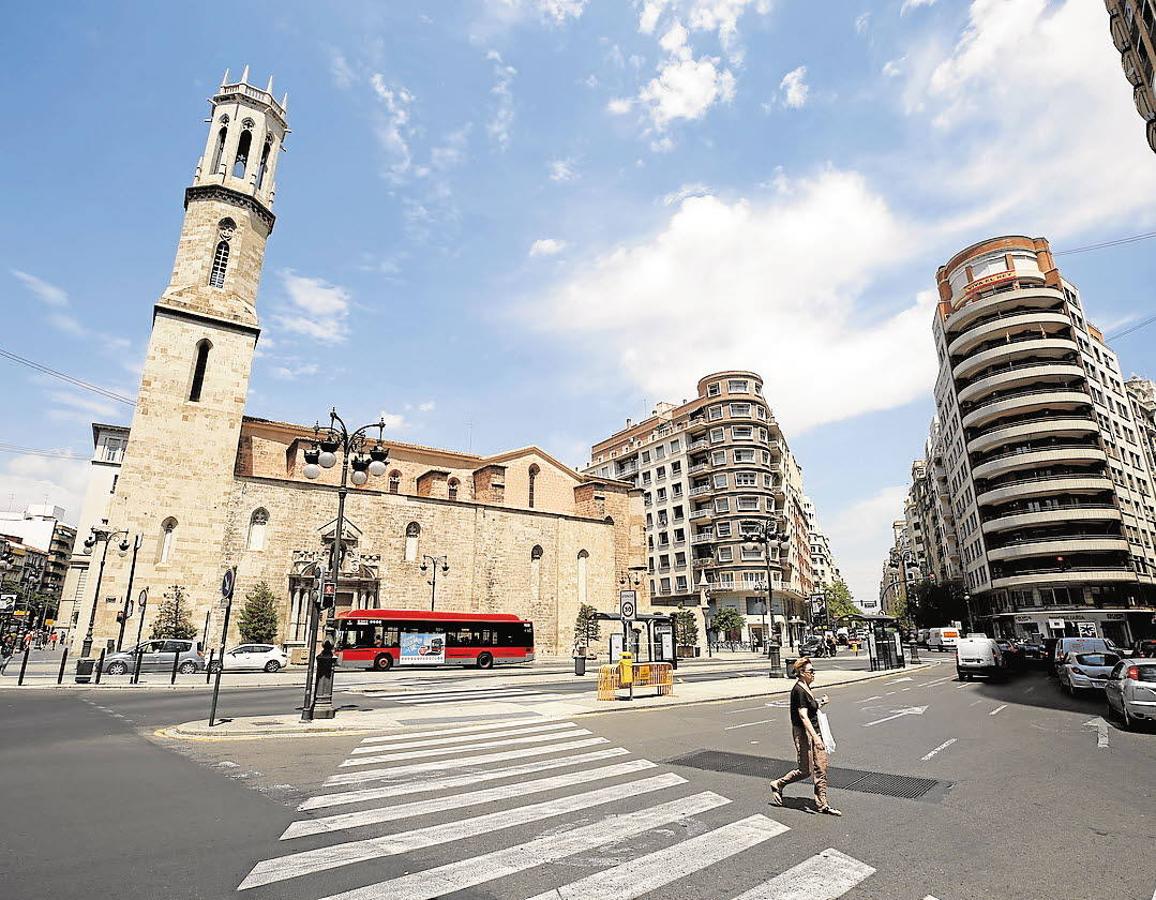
[446,627,472,647]
[472,627,495,646]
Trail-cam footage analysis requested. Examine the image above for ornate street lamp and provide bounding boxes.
[420,555,450,611]
[80,525,140,658]
[743,517,791,654]
[300,409,388,721]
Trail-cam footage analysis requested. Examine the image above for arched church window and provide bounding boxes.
[158,517,177,564]
[388,470,401,494]
[208,240,230,288]
[232,129,252,180]
[405,522,421,562]
[211,124,228,174]
[528,464,540,509]
[256,137,272,189]
[448,478,459,501]
[247,508,268,551]
[189,339,211,402]
[577,550,589,608]
[530,544,544,602]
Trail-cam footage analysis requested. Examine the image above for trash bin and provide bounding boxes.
[574,655,586,677]
[768,644,784,678]
[75,658,95,684]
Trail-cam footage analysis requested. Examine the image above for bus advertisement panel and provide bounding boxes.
[335,609,534,671]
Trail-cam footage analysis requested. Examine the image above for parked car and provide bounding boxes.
[995,639,1026,671]
[1058,652,1121,695]
[1052,637,1117,677]
[955,636,1005,680]
[928,627,960,653]
[208,643,289,673]
[1133,639,1156,659]
[1105,659,1156,729]
[917,629,930,647]
[102,639,204,676]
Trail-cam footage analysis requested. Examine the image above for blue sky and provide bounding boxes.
[3,0,1155,604]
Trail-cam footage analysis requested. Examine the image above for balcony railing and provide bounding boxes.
[691,533,714,544]
[689,439,708,451]
[689,463,710,475]
[962,385,1090,417]
[690,485,712,497]
[690,509,711,520]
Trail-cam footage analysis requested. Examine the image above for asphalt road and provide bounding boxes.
[3,658,1153,899]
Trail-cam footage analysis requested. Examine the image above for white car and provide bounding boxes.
[1058,651,1121,695]
[1105,659,1156,729]
[209,643,289,673]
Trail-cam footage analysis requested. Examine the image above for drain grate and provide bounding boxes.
[667,750,946,802]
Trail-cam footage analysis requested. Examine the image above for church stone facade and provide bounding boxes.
[64,71,645,659]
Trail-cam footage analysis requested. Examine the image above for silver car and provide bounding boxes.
[1058,651,1120,695]
[1105,659,1156,729]
[102,639,205,676]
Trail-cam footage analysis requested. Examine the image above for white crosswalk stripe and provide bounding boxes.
[323,736,610,786]
[730,848,876,899]
[237,772,686,889]
[281,758,658,839]
[394,690,571,705]
[300,747,630,811]
[238,717,885,900]
[315,792,734,900]
[339,727,591,766]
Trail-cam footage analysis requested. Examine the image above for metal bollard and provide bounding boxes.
[94,647,107,684]
[132,647,143,685]
[205,649,215,684]
[574,655,586,677]
[767,644,784,678]
[17,645,31,685]
[170,647,180,684]
[57,647,69,684]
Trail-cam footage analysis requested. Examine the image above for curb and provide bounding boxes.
[160,662,934,740]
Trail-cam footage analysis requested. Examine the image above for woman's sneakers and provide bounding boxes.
[769,783,784,807]
[817,805,843,816]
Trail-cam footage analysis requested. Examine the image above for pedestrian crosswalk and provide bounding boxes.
[237,716,881,899]
[348,684,575,706]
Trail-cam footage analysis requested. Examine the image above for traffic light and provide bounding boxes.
[320,581,336,610]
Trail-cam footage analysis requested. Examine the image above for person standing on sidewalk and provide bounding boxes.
[769,657,842,816]
[0,638,14,675]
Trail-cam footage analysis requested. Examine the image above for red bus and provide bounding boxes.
[335,609,535,671]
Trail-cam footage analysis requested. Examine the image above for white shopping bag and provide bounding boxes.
[817,710,837,755]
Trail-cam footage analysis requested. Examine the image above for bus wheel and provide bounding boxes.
[476,652,494,669]
[373,653,393,672]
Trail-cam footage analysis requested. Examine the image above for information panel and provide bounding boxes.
[399,632,446,665]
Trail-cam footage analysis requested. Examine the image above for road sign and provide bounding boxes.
[220,567,236,600]
[124,598,134,619]
[619,590,637,621]
[44,618,55,627]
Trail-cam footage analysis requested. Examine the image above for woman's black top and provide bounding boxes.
[789,681,820,729]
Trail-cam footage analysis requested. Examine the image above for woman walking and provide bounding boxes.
[769,657,842,816]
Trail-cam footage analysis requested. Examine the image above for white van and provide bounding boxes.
[955,636,1004,680]
[928,627,961,652]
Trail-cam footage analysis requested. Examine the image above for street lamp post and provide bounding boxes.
[743,518,790,655]
[697,569,713,658]
[420,555,449,611]
[301,409,389,722]
[963,589,974,635]
[80,525,135,658]
[115,535,143,651]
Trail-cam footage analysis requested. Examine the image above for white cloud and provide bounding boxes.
[607,97,634,115]
[11,269,68,307]
[639,54,736,128]
[548,158,578,182]
[329,50,356,89]
[881,58,903,78]
[417,400,437,413]
[379,410,408,430]
[779,65,809,109]
[485,0,588,27]
[12,270,134,360]
[528,169,938,436]
[273,270,352,345]
[529,238,567,257]
[369,75,415,181]
[901,0,937,13]
[662,182,712,205]
[855,12,870,34]
[270,362,321,381]
[430,126,471,171]
[824,485,909,610]
[0,454,89,526]
[486,50,517,150]
[534,0,587,22]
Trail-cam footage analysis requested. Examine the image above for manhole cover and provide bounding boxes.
[667,750,948,802]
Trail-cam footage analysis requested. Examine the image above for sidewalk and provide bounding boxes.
[165,661,932,739]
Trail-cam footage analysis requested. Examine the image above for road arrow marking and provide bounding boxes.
[1084,717,1109,749]
[920,738,956,761]
[863,705,928,727]
[858,695,883,703]
[989,704,1008,716]
[887,676,913,684]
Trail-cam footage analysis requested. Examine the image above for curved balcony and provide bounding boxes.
[944,285,1064,336]
[961,388,1092,430]
[1110,11,1130,53]
[987,536,1130,562]
[948,310,1071,358]
[953,336,1079,382]
[967,416,1098,455]
[957,362,1085,406]
[972,446,1106,481]
[991,567,1136,590]
[1136,84,1156,122]
[982,504,1122,535]
[976,474,1114,508]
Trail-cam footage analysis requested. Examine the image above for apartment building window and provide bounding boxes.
[656,466,667,481]
[655,445,666,460]
[658,512,669,526]
[715,497,730,513]
[643,492,652,506]
[732,426,753,439]
[717,546,734,562]
[641,451,651,463]
[659,554,670,569]
[674,528,685,543]
[673,505,684,521]
[716,522,732,537]
[742,571,762,586]
[763,474,773,487]
[758,428,769,443]
[737,497,760,511]
[708,406,724,422]
[657,487,667,501]
[730,403,751,417]
[675,552,687,567]
[670,439,680,452]
[756,405,767,419]
[646,513,653,527]
[672,483,683,497]
[707,383,721,397]
[728,379,749,393]
[713,473,728,488]
[734,449,755,463]
[103,438,123,462]
[762,450,771,464]
[671,461,681,474]
[660,578,671,593]
[676,576,688,592]
[735,472,757,487]
[741,545,762,561]
[642,471,652,484]
[711,450,727,466]
[710,427,725,443]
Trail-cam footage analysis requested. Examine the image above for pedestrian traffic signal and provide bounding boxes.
[320,581,336,610]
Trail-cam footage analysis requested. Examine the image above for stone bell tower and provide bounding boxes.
[75,70,289,653]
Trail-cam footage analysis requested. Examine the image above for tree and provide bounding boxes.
[712,606,745,638]
[674,607,699,649]
[238,581,280,644]
[824,578,858,621]
[150,585,196,640]
[907,578,968,629]
[572,603,600,655]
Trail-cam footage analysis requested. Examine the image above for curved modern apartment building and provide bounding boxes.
[585,371,819,648]
[932,236,1156,644]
